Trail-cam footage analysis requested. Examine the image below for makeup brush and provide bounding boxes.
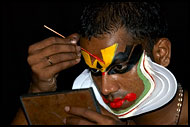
[43,25,105,63]
[44,25,65,39]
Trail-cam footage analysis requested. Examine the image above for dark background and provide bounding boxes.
[2,1,189,125]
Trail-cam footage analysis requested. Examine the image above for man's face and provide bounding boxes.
[80,28,144,111]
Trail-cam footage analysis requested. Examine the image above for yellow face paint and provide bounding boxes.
[81,43,118,72]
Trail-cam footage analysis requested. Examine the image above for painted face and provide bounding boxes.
[80,28,145,111]
[81,43,118,74]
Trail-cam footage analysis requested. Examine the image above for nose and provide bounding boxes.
[101,72,120,95]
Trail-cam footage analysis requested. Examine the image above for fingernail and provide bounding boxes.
[71,40,77,44]
[63,118,66,124]
[64,106,70,112]
[75,58,81,62]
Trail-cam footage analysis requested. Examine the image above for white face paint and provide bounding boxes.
[72,51,177,118]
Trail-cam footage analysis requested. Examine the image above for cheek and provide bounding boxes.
[91,64,144,98]
[116,66,144,97]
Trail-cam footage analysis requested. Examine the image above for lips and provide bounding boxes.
[102,93,137,109]
[110,98,125,108]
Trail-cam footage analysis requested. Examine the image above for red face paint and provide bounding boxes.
[81,48,105,64]
[112,97,122,102]
[102,96,109,104]
[102,93,137,109]
[110,99,125,108]
[124,93,137,102]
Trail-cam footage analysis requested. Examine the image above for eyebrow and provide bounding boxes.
[81,48,105,64]
[110,44,143,66]
[106,54,128,70]
[111,45,134,64]
[104,45,136,72]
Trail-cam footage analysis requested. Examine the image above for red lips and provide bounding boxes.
[102,93,137,109]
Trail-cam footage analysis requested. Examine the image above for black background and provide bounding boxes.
[2,1,189,125]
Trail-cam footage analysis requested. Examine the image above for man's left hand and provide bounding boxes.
[63,106,125,125]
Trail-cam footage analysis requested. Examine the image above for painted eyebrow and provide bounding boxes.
[81,48,105,64]
[106,53,128,69]
[110,45,134,64]
[104,45,135,71]
[111,44,142,66]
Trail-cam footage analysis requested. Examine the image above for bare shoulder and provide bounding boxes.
[178,89,188,125]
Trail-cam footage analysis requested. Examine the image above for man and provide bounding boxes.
[12,2,188,125]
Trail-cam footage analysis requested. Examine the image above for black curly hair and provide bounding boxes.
[79,2,168,58]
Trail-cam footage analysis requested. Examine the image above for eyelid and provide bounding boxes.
[89,68,102,76]
[113,63,127,70]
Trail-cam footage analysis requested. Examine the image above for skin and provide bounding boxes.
[11,28,188,125]
[27,34,81,93]
[80,28,144,111]
[63,28,188,125]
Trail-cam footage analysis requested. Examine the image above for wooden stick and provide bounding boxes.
[43,25,87,55]
[44,25,65,38]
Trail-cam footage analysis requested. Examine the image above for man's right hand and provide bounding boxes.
[27,33,81,93]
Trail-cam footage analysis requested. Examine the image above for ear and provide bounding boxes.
[152,38,171,67]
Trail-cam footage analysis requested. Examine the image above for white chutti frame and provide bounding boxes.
[72,52,177,118]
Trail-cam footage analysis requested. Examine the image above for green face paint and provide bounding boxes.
[110,53,151,114]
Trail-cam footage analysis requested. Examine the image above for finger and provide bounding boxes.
[64,106,106,123]
[67,33,80,43]
[48,53,81,65]
[28,37,66,54]
[100,105,119,121]
[31,58,80,81]
[43,59,81,78]
[28,52,81,66]
[64,117,95,125]
[28,44,81,65]
[28,35,79,55]
[40,44,81,58]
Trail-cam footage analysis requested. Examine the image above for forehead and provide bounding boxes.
[80,28,134,57]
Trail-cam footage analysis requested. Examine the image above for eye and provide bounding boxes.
[108,64,131,74]
[114,64,128,72]
[90,68,102,76]
[91,68,100,73]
